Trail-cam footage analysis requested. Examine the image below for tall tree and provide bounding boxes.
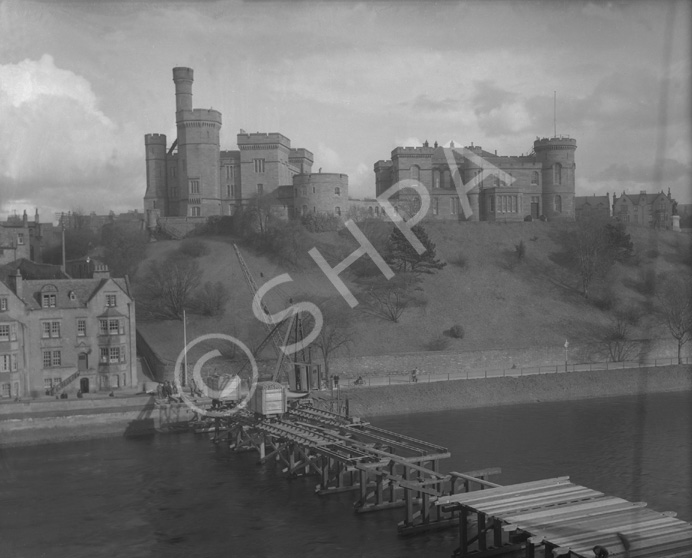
[101,222,148,277]
[138,253,202,320]
[303,298,355,381]
[384,224,446,273]
[657,277,692,364]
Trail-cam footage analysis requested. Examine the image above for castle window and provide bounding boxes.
[375,206,380,216]
[450,197,458,215]
[77,319,86,337]
[190,180,200,194]
[190,206,201,217]
[433,169,440,189]
[226,184,232,197]
[17,234,24,245]
[42,293,57,308]
[442,169,451,189]
[0,298,7,312]
[106,294,117,307]
[312,187,316,194]
[532,171,539,185]
[432,197,439,216]
[553,164,562,185]
[254,159,265,173]
[335,187,341,196]
[555,194,562,213]
[335,207,341,216]
[410,165,420,181]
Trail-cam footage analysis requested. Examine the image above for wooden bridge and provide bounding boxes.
[437,476,692,557]
[196,406,691,556]
[200,404,499,535]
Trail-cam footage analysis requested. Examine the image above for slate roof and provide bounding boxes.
[20,277,130,310]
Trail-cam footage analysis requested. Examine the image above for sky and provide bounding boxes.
[0,0,690,222]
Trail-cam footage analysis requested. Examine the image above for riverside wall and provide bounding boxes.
[1,365,690,447]
[329,338,690,378]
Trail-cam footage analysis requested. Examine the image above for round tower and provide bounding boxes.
[144,133,167,215]
[172,67,194,113]
[534,137,577,220]
[172,67,222,218]
[293,173,349,218]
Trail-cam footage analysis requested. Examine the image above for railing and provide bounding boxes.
[337,356,691,389]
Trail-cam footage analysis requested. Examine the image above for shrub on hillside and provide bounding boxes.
[523,215,533,222]
[449,324,465,339]
[452,252,468,269]
[190,281,230,317]
[301,212,341,233]
[178,238,209,258]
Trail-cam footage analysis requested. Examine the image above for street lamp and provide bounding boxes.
[564,340,569,372]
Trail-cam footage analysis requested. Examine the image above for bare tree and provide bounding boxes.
[138,254,202,319]
[191,281,230,316]
[303,298,355,380]
[599,307,641,362]
[657,277,692,364]
[360,274,426,323]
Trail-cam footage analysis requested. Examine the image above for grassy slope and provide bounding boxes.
[133,222,691,361]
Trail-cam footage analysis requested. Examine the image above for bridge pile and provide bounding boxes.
[202,405,499,535]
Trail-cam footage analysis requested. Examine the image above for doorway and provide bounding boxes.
[78,353,88,372]
[80,378,90,393]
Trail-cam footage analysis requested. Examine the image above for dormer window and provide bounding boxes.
[69,291,77,301]
[106,294,117,307]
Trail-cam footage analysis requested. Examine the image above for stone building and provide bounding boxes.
[612,190,677,228]
[374,137,577,221]
[143,68,350,224]
[575,194,611,220]
[1,209,50,264]
[0,267,137,399]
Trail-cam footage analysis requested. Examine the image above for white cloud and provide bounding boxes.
[0,55,141,216]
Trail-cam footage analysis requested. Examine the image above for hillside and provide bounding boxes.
[133,221,691,364]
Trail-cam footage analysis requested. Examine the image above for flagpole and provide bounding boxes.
[183,310,188,387]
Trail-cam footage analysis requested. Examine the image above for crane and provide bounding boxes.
[232,244,297,383]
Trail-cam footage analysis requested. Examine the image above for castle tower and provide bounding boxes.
[534,137,577,220]
[143,133,168,215]
[172,67,193,113]
[173,67,222,217]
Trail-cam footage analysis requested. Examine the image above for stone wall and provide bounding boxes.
[329,337,690,378]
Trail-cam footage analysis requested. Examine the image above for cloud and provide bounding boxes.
[471,81,533,136]
[410,94,460,114]
[0,55,141,215]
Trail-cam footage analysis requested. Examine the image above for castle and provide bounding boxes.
[144,68,577,225]
[143,68,353,223]
[374,137,577,221]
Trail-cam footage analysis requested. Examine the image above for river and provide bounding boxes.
[1,391,690,558]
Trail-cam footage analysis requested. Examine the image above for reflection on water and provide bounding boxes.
[0,391,690,558]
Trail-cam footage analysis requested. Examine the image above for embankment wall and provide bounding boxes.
[330,338,689,378]
[1,365,690,447]
[344,365,692,418]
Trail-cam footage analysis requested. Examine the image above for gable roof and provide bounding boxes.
[20,277,131,310]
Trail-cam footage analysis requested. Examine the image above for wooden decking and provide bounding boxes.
[437,477,692,557]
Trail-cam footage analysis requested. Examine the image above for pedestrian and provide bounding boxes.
[411,368,419,383]
[333,375,340,389]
